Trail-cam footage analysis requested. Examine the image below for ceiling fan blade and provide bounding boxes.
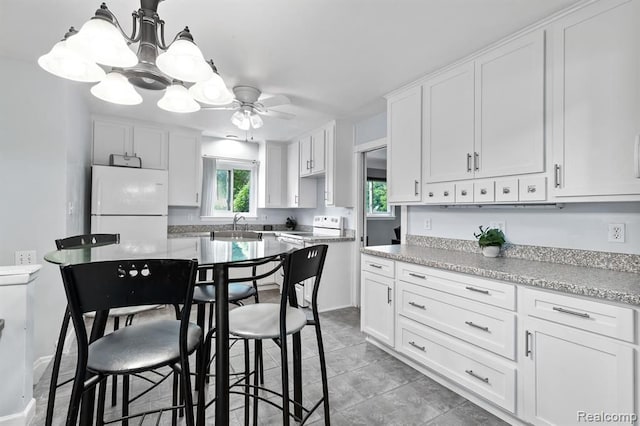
[258,94,290,109]
[259,109,296,120]
[200,106,238,111]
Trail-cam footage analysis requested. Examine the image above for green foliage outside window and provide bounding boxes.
[233,169,250,212]
[365,180,390,215]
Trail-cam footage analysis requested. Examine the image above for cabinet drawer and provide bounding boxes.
[473,181,495,203]
[495,178,519,202]
[397,262,516,310]
[518,176,546,201]
[523,288,634,343]
[361,254,395,278]
[397,316,516,413]
[424,183,455,204]
[455,182,474,203]
[398,281,516,359]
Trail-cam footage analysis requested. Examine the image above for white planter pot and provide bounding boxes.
[481,246,501,257]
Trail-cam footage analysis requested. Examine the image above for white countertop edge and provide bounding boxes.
[0,264,42,286]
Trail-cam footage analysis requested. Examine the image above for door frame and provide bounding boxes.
[352,137,387,309]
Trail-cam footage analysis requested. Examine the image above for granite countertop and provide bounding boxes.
[168,231,355,243]
[361,244,640,306]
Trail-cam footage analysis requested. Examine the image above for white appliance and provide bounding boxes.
[91,165,168,242]
[311,215,343,236]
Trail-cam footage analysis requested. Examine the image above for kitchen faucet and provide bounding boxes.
[232,213,246,230]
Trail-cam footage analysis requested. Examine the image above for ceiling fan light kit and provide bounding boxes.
[38,0,231,114]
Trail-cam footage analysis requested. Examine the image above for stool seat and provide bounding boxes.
[193,283,256,303]
[88,320,202,374]
[229,303,307,339]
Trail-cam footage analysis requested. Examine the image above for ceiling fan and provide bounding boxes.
[202,86,295,130]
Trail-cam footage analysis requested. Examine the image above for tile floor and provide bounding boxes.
[33,290,509,425]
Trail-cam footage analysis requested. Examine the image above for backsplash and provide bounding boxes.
[168,224,313,234]
[406,235,640,274]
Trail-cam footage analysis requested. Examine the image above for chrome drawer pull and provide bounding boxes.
[408,272,426,279]
[408,301,426,310]
[465,369,489,383]
[428,192,434,197]
[527,185,537,193]
[443,191,450,197]
[502,187,510,194]
[409,341,426,352]
[369,264,382,269]
[461,190,468,196]
[387,287,392,304]
[552,306,590,318]
[465,321,489,332]
[480,188,487,195]
[465,286,490,295]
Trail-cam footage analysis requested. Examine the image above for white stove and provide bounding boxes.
[311,215,344,236]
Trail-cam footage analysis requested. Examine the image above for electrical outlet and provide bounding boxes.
[15,250,37,265]
[489,221,506,234]
[424,218,432,230]
[608,223,625,243]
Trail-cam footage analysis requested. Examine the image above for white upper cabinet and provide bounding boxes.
[552,0,640,198]
[92,118,168,170]
[387,85,422,203]
[475,30,545,179]
[287,142,316,208]
[423,62,475,183]
[133,126,168,170]
[258,142,285,208]
[168,131,201,207]
[299,129,325,177]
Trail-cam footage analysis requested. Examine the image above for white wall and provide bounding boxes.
[0,57,90,380]
[407,202,640,254]
[354,111,386,145]
[169,137,294,226]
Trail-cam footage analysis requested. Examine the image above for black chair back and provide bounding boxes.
[55,233,120,249]
[281,245,328,309]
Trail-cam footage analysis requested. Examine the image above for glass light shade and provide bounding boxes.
[189,73,233,105]
[38,40,106,82]
[249,113,263,129]
[156,39,213,83]
[157,83,201,113]
[90,72,142,105]
[231,110,250,130]
[67,18,138,68]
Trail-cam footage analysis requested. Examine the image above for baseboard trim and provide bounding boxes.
[0,398,35,426]
[33,355,53,384]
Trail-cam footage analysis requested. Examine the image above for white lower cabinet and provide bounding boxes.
[522,289,636,426]
[361,254,638,425]
[361,270,395,347]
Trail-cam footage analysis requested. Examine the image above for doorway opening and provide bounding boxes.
[362,148,400,247]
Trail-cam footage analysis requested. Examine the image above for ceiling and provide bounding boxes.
[0,0,578,142]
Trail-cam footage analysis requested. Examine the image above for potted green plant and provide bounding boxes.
[473,225,506,257]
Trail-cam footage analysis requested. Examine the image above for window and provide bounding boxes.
[365,179,394,217]
[201,157,258,218]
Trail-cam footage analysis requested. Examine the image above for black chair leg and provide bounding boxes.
[253,340,261,425]
[122,375,130,426]
[315,322,331,425]
[46,307,71,426]
[293,332,303,422]
[244,339,250,426]
[65,366,86,426]
[172,371,179,426]
[280,335,290,426]
[196,341,208,426]
[111,316,120,407]
[180,355,196,426]
[96,379,107,426]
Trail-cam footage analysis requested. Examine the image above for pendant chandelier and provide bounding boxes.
[38,0,234,113]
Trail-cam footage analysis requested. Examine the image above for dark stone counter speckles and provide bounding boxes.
[361,244,640,306]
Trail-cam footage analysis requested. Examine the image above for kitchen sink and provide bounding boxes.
[210,230,263,241]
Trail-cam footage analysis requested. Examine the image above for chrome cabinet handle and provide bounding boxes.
[306,160,310,170]
[196,192,199,203]
[554,164,561,188]
[387,287,392,304]
[502,187,510,194]
[408,301,426,310]
[553,306,590,318]
[310,159,314,170]
[414,180,419,196]
[409,341,426,352]
[465,321,489,332]
[480,188,487,195]
[474,152,480,171]
[443,191,449,197]
[527,185,536,193]
[461,190,468,196]
[408,272,426,279]
[467,153,472,172]
[465,369,489,383]
[635,135,640,178]
[525,330,532,357]
[369,263,382,269]
[465,286,490,295]
[295,194,298,204]
[428,192,434,197]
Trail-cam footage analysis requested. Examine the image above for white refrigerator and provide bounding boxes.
[91,165,168,242]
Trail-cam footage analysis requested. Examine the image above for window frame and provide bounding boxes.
[200,156,259,219]
[365,178,395,219]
